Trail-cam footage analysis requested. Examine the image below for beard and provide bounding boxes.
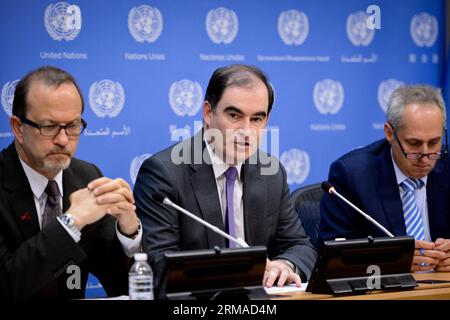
[43,154,71,175]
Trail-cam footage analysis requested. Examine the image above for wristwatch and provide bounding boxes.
[59,213,81,237]
[119,220,141,240]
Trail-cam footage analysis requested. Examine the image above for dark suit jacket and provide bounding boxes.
[0,143,130,299]
[319,139,450,243]
[134,132,317,291]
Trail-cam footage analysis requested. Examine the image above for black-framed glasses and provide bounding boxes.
[389,122,448,160]
[19,116,87,137]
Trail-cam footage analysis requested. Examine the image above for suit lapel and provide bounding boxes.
[375,144,406,236]
[189,133,226,248]
[242,163,267,245]
[189,166,226,247]
[426,160,447,240]
[2,144,40,238]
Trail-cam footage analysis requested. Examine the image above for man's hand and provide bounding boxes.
[88,177,139,236]
[88,177,135,205]
[67,177,139,234]
[435,238,450,272]
[263,259,301,288]
[67,188,111,230]
[412,240,445,272]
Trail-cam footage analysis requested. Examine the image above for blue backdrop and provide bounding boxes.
[0,0,445,297]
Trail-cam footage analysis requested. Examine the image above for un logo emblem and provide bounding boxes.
[44,2,82,41]
[206,7,238,44]
[278,9,309,46]
[1,80,19,117]
[313,79,344,115]
[378,79,404,113]
[410,12,438,47]
[128,5,163,43]
[89,80,125,118]
[130,153,152,185]
[169,80,203,117]
[346,11,375,46]
[280,149,310,185]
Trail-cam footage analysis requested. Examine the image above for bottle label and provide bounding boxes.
[129,275,153,300]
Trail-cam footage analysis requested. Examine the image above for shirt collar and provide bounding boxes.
[204,134,242,181]
[390,149,427,187]
[18,158,63,199]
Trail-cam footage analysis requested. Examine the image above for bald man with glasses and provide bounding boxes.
[319,85,450,273]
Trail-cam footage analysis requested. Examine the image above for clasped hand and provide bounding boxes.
[413,239,450,272]
[67,177,139,235]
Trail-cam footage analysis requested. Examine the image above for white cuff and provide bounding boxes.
[115,219,143,257]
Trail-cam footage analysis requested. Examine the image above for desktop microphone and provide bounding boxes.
[152,192,250,248]
[321,181,394,237]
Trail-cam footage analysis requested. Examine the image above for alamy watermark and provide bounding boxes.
[169,120,280,176]
[66,264,81,290]
[366,5,381,30]
[366,264,381,290]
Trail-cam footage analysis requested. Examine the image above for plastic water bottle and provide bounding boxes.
[129,253,153,300]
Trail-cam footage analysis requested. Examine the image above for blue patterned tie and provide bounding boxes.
[400,178,425,240]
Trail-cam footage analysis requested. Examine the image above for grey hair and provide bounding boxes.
[386,85,446,129]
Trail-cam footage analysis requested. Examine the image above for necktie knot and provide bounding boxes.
[45,180,60,204]
[400,178,424,192]
[224,166,238,181]
[45,180,59,196]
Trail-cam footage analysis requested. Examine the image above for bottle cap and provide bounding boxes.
[134,253,148,261]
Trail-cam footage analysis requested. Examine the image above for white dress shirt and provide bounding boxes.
[19,158,142,257]
[391,152,431,241]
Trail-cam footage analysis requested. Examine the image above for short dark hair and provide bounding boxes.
[12,66,84,118]
[204,64,274,114]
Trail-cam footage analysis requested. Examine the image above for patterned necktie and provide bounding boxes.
[42,180,62,228]
[400,178,425,240]
[224,166,238,248]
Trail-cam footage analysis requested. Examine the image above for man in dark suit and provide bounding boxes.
[319,85,450,272]
[134,64,316,291]
[0,66,142,299]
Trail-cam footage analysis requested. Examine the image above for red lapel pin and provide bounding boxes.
[20,212,31,221]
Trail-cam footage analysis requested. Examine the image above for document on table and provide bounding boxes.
[264,282,308,294]
[93,295,130,300]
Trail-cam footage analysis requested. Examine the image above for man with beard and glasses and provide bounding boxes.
[134,64,316,296]
[0,66,142,299]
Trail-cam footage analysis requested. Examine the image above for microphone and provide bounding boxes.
[321,182,394,237]
[152,192,250,248]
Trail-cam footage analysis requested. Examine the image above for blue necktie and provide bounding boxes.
[400,178,425,240]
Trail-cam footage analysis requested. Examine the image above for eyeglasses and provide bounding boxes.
[19,116,87,137]
[389,123,448,160]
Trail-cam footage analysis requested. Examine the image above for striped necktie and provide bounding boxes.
[400,178,425,240]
